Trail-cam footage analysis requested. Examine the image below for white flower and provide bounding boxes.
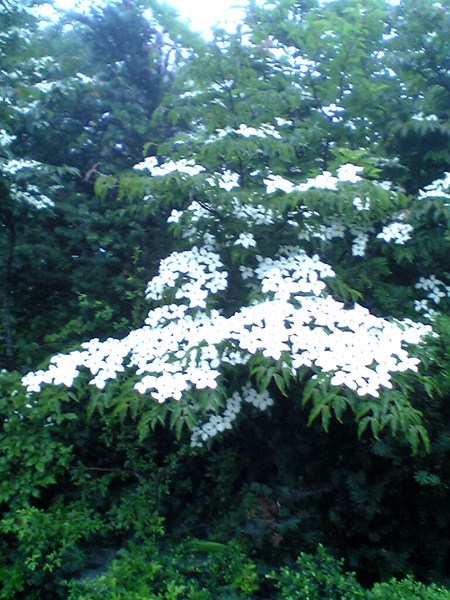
[234,232,257,248]
[353,196,370,211]
[0,129,16,147]
[352,232,369,257]
[10,184,55,209]
[145,247,228,308]
[322,103,345,121]
[414,299,429,313]
[2,158,42,175]
[377,222,413,244]
[22,289,431,410]
[336,164,363,183]
[231,199,275,225]
[264,174,295,194]
[415,275,449,308]
[275,117,293,126]
[167,209,183,224]
[217,170,240,191]
[296,171,338,191]
[203,170,240,191]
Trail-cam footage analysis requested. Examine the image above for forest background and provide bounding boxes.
[1,0,450,597]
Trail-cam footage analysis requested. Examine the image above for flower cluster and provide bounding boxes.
[22,294,430,403]
[145,247,227,308]
[412,113,439,122]
[253,250,334,300]
[419,173,450,199]
[211,123,282,141]
[414,275,450,319]
[1,158,42,175]
[264,164,363,194]
[206,170,240,191]
[0,128,16,147]
[22,237,431,405]
[22,351,84,393]
[376,222,413,244]
[322,102,345,122]
[183,201,211,223]
[167,201,221,248]
[190,385,274,447]
[416,275,450,303]
[10,183,54,209]
[133,156,205,177]
[351,230,370,257]
[264,174,295,194]
[230,199,275,225]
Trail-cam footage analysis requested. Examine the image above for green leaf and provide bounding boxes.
[274,373,288,396]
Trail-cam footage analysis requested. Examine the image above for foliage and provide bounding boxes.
[269,544,365,599]
[68,538,259,600]
[0,0,195,369]
[368,576,450,600]
[21,31,450,452]
[67,543,450,599]
[270,547,450,600]
[1,0,450,596]
[0,368,181,598]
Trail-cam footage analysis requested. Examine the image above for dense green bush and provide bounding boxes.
[270,544,365,600]
[68,543,450,600]
[271,547,450,600]
[369,576,450,600]
[68,539,259,600]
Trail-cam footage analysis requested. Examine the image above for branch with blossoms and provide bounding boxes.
[20,142,449,452]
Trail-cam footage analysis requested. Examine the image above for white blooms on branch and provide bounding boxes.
[190,385,274,447]
[9,183,54,209]
[264,163,363,195]
[133,156,205,177]
[206,170,240,191]
[22,241,431,410]
[414,275,450,320]
[145,247,227,308]
[254,250,334,299]
[1,158,42,174]
[19,137,440,445]
[0,129,16,147]
[376,222,413,244]
[351,231,370,257]
[234,233,257,248]
[419,173,450,199]
[209,123,282,141]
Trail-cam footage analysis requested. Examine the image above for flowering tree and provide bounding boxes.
[20,0,449,453]
[2,0,450,595]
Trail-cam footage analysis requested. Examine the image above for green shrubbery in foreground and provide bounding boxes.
[68,542,450,599]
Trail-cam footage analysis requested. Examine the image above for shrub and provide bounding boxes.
[369,576,450,599]
[68,538,259,599]
[269,544,365,599]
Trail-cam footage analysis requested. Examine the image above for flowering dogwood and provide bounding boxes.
[22,152,435,446]
[18,68,447,449]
